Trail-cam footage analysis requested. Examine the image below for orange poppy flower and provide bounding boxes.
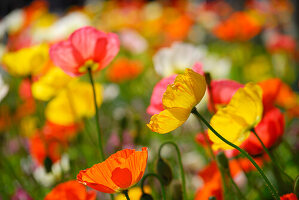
[77,147,148,194]
[45,180,96,200]
[107,58,143,83]
[213,12,261,41]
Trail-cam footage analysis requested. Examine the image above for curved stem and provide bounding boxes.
[87,68,105,162]
[198,119,215,160]
[141,173,166,200]
[123,190,130,200]
[158,141,187,200]
[191,108,280,200]
[251,128,293,182]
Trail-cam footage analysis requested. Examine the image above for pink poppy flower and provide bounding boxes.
[147,63,204,115]
[49,26,120,77]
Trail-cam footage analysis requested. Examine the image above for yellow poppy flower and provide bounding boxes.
[32,67,74,101]
[2,44,49,76]
[45,80,102,125]
[147,69,206,134]
[208,83,263,150]
[115,186,151,200]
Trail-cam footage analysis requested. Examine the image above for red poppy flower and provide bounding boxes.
[50,26,120,77]
[280,193,298,200]
[208,79,243,112]
[213,12,261,41]
[107,58,143,83]
[29,121,78,165]
[266,33,296,55]
[77,147,148,194]
[195,158,262,200]
[29,131,63,165]
[44,180,96,200]
[240,107,284,155]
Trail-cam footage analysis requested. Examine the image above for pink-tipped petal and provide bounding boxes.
[70,26,107,61]
[147,75,177,115]
[192,62,204,75]
[100,33,120,69]
[49,40,83,77]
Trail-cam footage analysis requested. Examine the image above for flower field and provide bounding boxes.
[0,0,298,200]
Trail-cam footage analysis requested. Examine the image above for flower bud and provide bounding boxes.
[216,152,229,171]
[156,158,173,186]
[44,156,53,173]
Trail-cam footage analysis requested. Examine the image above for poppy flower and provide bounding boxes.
[29,121,77,165]
[213,12,261,41]
[0,74,9,103]
[280,193,298,200]
[29,131,64,165]
[49,26,120,77]
[208,79,286,155]
[32,66,73,101]
[195,158,264,200]
[107,58,143,83]
[207,79,243,112]
[266,33,296,55]
[44,180,96,200]
[2,43,49,76]
[153,42,206,77]
[147,69,206,134]
[239,107,284,155]
[208,83,263,150]
[147,63,204,115]
[45,80,102,125]
[77,147,148,194]
[19,79,32,100]
[147,75,177,115]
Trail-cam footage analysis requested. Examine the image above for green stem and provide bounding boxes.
[198,119,215,160]
[141,173,166,200]
[251,128,293,182]
[87,68,105,162]
[123,190,130,200]
[158,141,187,200]
[191,107,280,200]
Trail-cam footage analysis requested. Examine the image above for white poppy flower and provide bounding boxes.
[0,74,9,103]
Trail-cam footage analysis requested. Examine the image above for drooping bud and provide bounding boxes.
[44,156,53,173]
[216,152,229,171]
[140,193,154,200]
[156,158,173,186]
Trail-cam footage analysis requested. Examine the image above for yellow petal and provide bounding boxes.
[32,67,74,101]
[147,107,190,134]
[163,69,206,110]
[2,44,49,76]
[208,83,263,150]
[45,80,103,125]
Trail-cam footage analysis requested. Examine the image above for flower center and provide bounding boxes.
[78,60,99,73]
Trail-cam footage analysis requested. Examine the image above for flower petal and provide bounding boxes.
[147,107,190,134]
